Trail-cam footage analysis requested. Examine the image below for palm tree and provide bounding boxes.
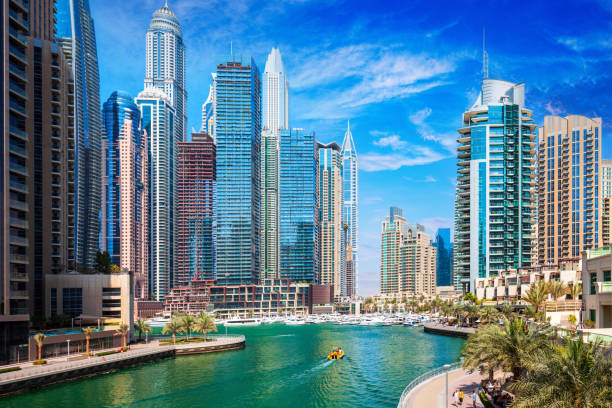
[547,280,568,301]
[115,322,129,349]
[523,280,548,321]
[180,315,196,340]
[134,318,151,342]
[162,318,184,344]
[462,318,554,381]
[194,312,218,340]
[83,326,95,355]
[509,336,612,407]
[500,303,514,320]
[569,282,582,301]
[34,333,46,362]
[478,306,498,324]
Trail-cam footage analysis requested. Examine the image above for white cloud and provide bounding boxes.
[360,146,447,171]
[409,107,457,154]
[424,175,437,183]
[556,35,612,52]
[373,134,406,150]
[545,101,566,116]
[419,217,451,236]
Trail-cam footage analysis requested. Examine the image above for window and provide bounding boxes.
[604,270,611,282]
[590,309,596,324]
[62,288,83,317]
[102,299,121,308]
[50,288,57,316]
[102,287,121,296]
[590,273,598,295]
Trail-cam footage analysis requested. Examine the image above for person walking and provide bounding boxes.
[459,389,464,405]
[472,391,478,407]
[453,389,459,406]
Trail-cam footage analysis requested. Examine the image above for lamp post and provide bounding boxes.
[66,340,71,359]
[444,364,451,408]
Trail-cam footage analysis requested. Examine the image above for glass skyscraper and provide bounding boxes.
[261,48,289,279]
[101,91,148,299]
[279,129,316,282]
[145,3,186,142]
[56,0,102,272]
[341,121,358,297]
[454,78,537,293]
[215,59,262,285]
[435,228,451,286]
[136,88,176,300]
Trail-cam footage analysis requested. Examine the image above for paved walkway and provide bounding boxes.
[405,368,484,408]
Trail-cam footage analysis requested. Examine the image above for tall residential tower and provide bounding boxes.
[341,121,358,297]
[453,79,537,292]
[145,3,186,141]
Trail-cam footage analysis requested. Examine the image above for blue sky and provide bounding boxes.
[91,0,612,296]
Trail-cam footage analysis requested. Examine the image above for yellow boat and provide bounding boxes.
[327,347,344,360]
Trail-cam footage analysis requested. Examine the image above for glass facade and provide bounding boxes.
[279,129,316,282]
[435,228,452,286]
[341,122,358,297]
[215,60,262,285]
[62,288,83,316]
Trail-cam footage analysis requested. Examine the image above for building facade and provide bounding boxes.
[537,115,602,264]
[279,129,316,282]
[101,91,148,299]
[200,75,215,137]
[435,228,452,286]
[341,121,358,297]
[176,132,216,286]
[454,78,537,293]
[145,3,186,141]
[601,159,612,246]
[215,59,261,285]
[582,248,612,328]
[261,48,289,279]
[316,142,343,296]
[380,207,408,294]
[135,88,176,300]
[56,0,102,273]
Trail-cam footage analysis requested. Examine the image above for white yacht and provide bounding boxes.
[224,318,262,327]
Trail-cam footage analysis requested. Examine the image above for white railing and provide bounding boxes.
[397,361,463,408]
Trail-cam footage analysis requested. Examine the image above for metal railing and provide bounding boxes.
[397,360,463,408]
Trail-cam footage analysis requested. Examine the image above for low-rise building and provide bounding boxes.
[164,279,333,317]
[582,248,612,328]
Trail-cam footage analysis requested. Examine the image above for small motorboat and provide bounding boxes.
[327,347,345,360]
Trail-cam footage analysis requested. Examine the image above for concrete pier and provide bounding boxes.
[423,323,475,338]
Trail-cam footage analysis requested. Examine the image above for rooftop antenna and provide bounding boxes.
[230,41,233,60]
[164,0,168,7]
[482,27,488,79]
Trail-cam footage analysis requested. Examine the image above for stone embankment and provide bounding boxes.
[0,335,245,397]
[423,322,475,338]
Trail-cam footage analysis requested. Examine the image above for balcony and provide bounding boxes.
[600,282,612,293]
[10,290,28,298]
[9,125,27,140]
[9,199,28,211]
[10,254,28,263]
[9,218,28,228]
[10,180,28,193]
[10,271,28,281]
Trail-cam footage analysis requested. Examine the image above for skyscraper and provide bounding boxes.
[135,88,176,300]
[537,115,602,263]
[261,48,289,279]
[602,159,612,246]
[56,0,102,273]
[435,228,451,286]
[200,75,216,137]
[1,0,76,363]
[341,121,358,296]
[454,79,537,293]
[215,59,262,285]
[279,129,316,282]
[145,2,186,142]
[380,208,436,296]
[176,132,216,285]
[316,142,343,297]
[101,91,148,299]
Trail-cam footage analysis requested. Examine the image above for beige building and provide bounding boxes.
[380,207,436,296]
[316,142,343,297]
[582,248,612,328]
[537,115,603,264]
[45,273,133,330]
[601,160,612,246]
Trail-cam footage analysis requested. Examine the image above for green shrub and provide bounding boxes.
[33,360,47,365]
[0,366,22,374]
[479,391,494,408]
[95,351,118,356]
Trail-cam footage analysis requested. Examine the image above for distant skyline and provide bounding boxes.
[91,0,612,296]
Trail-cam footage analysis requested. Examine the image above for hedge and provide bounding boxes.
[0,366,22,374]
[33,360,47,365]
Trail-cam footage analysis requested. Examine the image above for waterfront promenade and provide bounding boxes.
[0,335,245,396]
[401,367,484,408]
[423,322,475,338]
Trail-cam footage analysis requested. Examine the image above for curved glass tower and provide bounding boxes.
[145,3,187,142]
[341,121,358,297]
[101,91,148,299]
[453,78,537,293]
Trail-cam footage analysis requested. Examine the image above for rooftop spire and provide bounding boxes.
[482,27,488,79]
[341,120,356,155]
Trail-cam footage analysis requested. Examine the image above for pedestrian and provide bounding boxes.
[472,391,478,407]
[459,389,464,405]
[453,389,459,405]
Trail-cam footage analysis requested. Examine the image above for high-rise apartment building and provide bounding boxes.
[261,48,289,279]
[135,88,176,300]
[56,0,102,273]
[316,142,343,297]
[145,3,186,142]
[101,91,148,299]
[176,132,216,285]
[380,208,436,295]
[215,59,261,285]
[1,0,76,363]
[200,75,215,137]
[454,79,537,293]
[341,121,358,297]
[435,228,452,286]
[279,129,316,283]
[602,159,612,246]
[537,115,602,264]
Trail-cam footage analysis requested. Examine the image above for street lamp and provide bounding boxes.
[444,364,451,408]
[66,340,71,359]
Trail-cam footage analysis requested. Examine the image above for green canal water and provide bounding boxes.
[3,324,464,407]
